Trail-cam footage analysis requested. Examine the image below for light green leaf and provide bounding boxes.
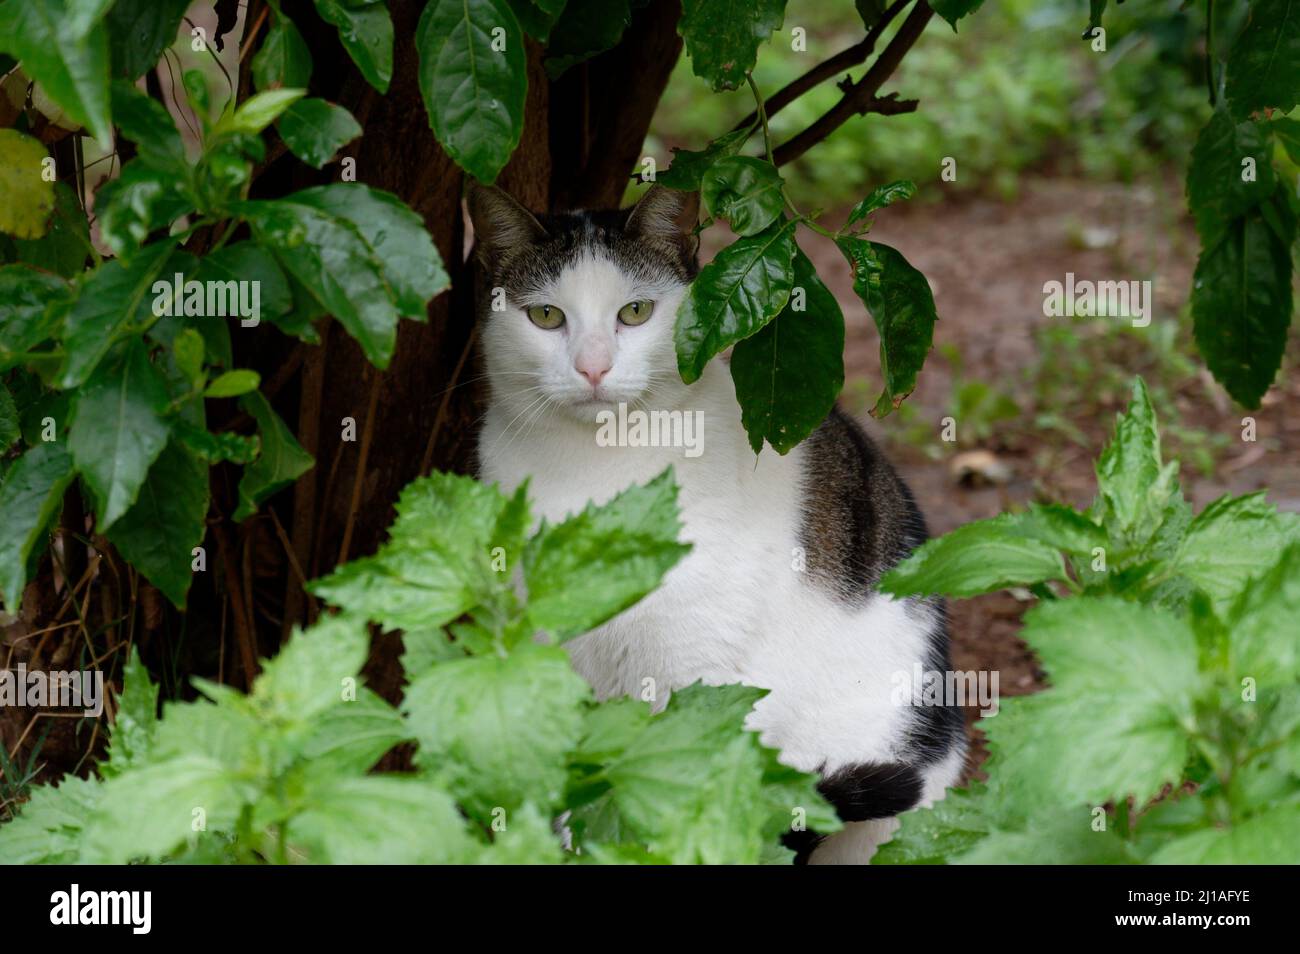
[205,370,261,399]
[524,468,691,639]
[0,774,100,863]
[1174,494,1300,613]
[102,646,160,779]
[1149,803,1300,863]
[250,613,371,724]
[0,130,55,239]
[299,687,409,775]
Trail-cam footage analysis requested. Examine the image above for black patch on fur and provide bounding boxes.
[819,761,925,821]
[491,208,698,302]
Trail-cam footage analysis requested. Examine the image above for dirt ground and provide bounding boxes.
[757,175,1300,776]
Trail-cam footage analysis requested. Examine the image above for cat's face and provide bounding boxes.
[469,185,699,423]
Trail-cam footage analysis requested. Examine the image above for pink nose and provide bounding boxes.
[576,361,610,386]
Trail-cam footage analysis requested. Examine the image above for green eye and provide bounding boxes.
[618,300,654,326]
[527,304,565,329]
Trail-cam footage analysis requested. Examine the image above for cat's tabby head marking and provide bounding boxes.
[468,184,700,420]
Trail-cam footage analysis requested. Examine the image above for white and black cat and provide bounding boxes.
[468,183,967,864]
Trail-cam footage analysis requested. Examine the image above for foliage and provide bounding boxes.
[0,471,837,864]
[874,379,1300,864]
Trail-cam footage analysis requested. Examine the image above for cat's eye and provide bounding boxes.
[618,300,655,326]
[527,304,565,329]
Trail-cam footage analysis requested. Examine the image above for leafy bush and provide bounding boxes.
[0,470,838,864]
[874,378,1300,864]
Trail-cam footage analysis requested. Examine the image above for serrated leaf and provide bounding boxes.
[0,774,100,863]
[403,643,591,819]
[678,0,786,91]
[104,438,209,608]
[675,216,797,383]
[0,130,55,240]
[1174,494,1300,614]
[250,613,370,724]
[1186,110,1275,244]
[102,646,160,778]
[524,468,691,639]
[300,687,409,775]
[730,247,843,453]
[0,441,75,612]
[1226,542,1300,683]
[1149,803,1300,863]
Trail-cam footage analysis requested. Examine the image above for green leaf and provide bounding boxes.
[299,687,409,775]
[59,240,174,387]
[988,598,1200,810]
[678,0,786,91]
[276,98,362,168]
[1224,0,1300,120]
[837,238,936,417]
[475,801,566,863]
[873,785,990,864]
[233,390,313,522]
[82,754,257,863]
[700,156,785,236]
[524,468,691,640]
[1227,542,1300,683]
[416,0,527,183]
[102,646,160,779]
[251,613,370,724]
[1274,117,1300,165]
[313,0,393,92]
[104,439,209,608]
[0,441,75,611]
[675,216,797,384]
[289,775,474,864]
[12,182,90,277]
[879,512,1068,598]
[309,471,516,632]
[0,0,113,143]
[929,0,985,30]
[193,241,295,331]
[1093,377,1178,540]
[110,81,189,173]
[106,0,190,80]
[1190,195,1294,408]
[729,247,844,453]
[95,161,194,257]
[845,179,917,229]
[543,0,631,78]
[0,774,100,863]
[1173,493,1300,613]
[222,88,306,135]
[0,381,18,453]
[172,326,205,389]
[507,0,567,41]
[657,127,752,191]
[403,643,591,819]
[68,337,171,529]
[205,369,261,399]
[1149,803,1300,864]
[0,130,55,239]
[599,683,771,863]
[0,265,71,370]
[171,419,260,464]
[1186,110,1275,243]
[252,14,313,90]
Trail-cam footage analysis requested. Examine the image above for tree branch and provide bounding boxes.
[732,0,911,133]
[772,0,935,168]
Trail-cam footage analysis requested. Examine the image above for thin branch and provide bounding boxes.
[772,0,934,168]
[733,0,910,133]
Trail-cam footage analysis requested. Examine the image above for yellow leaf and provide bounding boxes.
[0,130,55,239]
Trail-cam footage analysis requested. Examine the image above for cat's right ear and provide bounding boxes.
[466,183,547,267]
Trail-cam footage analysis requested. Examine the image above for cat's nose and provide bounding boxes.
[575,359,611,387]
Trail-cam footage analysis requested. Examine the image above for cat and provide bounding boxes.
[468,183,967,864]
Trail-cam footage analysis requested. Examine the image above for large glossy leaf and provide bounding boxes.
[701,156,785,236]
[675,217,797,383]
[276,99,362,168]
[313,0,392,93]
[416,0,527,183]
[678,0,786,91]
[730,248,844,453]
[105,0,190,80]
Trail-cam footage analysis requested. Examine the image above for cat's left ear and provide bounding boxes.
[626,185,700,257]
